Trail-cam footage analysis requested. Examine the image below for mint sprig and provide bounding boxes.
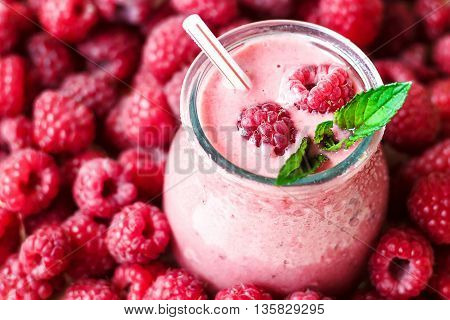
[275,138,328,186]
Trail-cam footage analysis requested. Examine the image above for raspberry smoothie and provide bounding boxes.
[164,21,388,295]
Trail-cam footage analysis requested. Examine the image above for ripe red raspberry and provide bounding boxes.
[73,158,137,219]
[431,79,450,136]
[287,289,330,300]
[140,2,175,35]
[408,173,450,244]
[63,278,119,300]
[374,60,417,83]
[369,228,434,299]
[215,284,272,300]
[0,55,26,117]
[0,1,32,54]
[281,65,355,113]
[19,225,72,280]
[94,0,157,24]
[317,0,384,48]
[0,149,60,216]
[433,35,450,75]
[0,208,20,265]
[0,116,33,153]
[415,0,450,39]
[171,0,237,26]
[119,148,166,199]
[60,149,106,187]
[143,15,199,82]
[400,44,438,83]
[164,66,188,120]
[106,202,170,264]
[0,254,55,300]
[144,269,207,300]
[27,33,75,88]
[113,262,167,299]
[62,211,116,278]
[103,102,134,150]
[32,91,96,154]
[240,0,293,18]
[237,102,296,156]
[38,0,98,43]
[78,27,141,80]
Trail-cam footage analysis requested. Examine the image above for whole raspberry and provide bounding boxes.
[237,102,296,156]
[38,0,98,43]
[60,149,106,187]
[32,91,96,154]
[400,44,438,83]
[78,27,141,80]
[0,1,32,54]
[215,284,272,300]
[240,0,293,18]
[317,0,384,48]
[0,254,55,300]
[408,173,450,244]
[143,269,207,300]
[415,0,450,39]
[374,60,417,83]
[94,0,157,24]
[140,2,175,35]
[0,55,26,117]
[0,208,20,265]
[62,211,116,278]
[63,278,119,300]
[73,158,137,219]
[433,35,450,75]
[0,149,60,216]
[431,79,450,136]
[106,202,170,264]
[60,72,118,118]
[143,15,199,82]
[164,66,188,120]
[19,225,72,280]
[369,228,434,299]
[0,116,33,153]
[103,102,134,150]
[113,262,166,299]
[287,289,330,300]
[119,148,166,199]
[27,33,75,88]
[171,0,237,26]
[281,65,356,113]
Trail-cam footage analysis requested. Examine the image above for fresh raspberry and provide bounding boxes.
[415,0,450,39]
[27,33,75,89]
[287,289,330,300]
[317,0,384,48]
[0,1,32,54]
[171,0,237,26]
[163,66,188,119]
[143,269,207,300]
[63,278,119,300]
[106,202,170,264]
[119,148,166,199]
[19,225,72,280]
[431,79,450,136]
[103,102,134,150]
[113,262,167,299]
[0,149,60,216]
[0,208,20,265]
[240,0,293,18]
[73,158,137,219]
[369,228,434,299]
[374,60,417,83]
[430,272,450,299]
[60,149,106,187]
[143,15,199,82]
[60,72,119,118]
[383,83,440,153]
[281,65,356,113]
[32,90,96,154]
[0,55,26,117]
[400,44,438,83]
[38,0,98,43]
[237,102,296,156]
[0,254,55,300]
[215,284,272,300]
[408,173,450,244]
[140,2,175,35]
[62,211,116,278]
[94,0,157,24]
[0,116,33,153]
[78,27,141,80]
[216,18,251,36]
[433,35,450,75]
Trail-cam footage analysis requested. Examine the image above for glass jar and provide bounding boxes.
[163,21,387,296]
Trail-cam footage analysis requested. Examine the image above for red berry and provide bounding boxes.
[0,149,60,216]
[295,0,320,24]
[287,289,330,300]
[106,202,170,264]
[0,208,20,265]
[19,225,72,280]
[38,0,98,43]
[216,284,272,300]
[171,0,237,26]
[73,158,137,219]
[430,272,450,299]
[240,0,293,18]
[0,116,33,153]
[369,228,434,299]
[237,102,296,156]
[317,0,384,48]
[431,79,450,136]
[400,44,438,83]
[163,66,188,120]
[60,149,106,187]
[94,0,157,24]
[0,55,26,117]
[433,35,450,75]
[143,269,207,300]
[63,278,119,300]
[143,15,199,82]
[0,1,32,54]
[415,0,450,39]
[32,90,96,154]
[374,60,417,83]
[103,102,134,150]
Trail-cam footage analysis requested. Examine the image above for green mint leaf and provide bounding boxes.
[275,138,329,186]
[313,120,342,151]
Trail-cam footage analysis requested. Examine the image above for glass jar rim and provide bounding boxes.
[182,20,384,187]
